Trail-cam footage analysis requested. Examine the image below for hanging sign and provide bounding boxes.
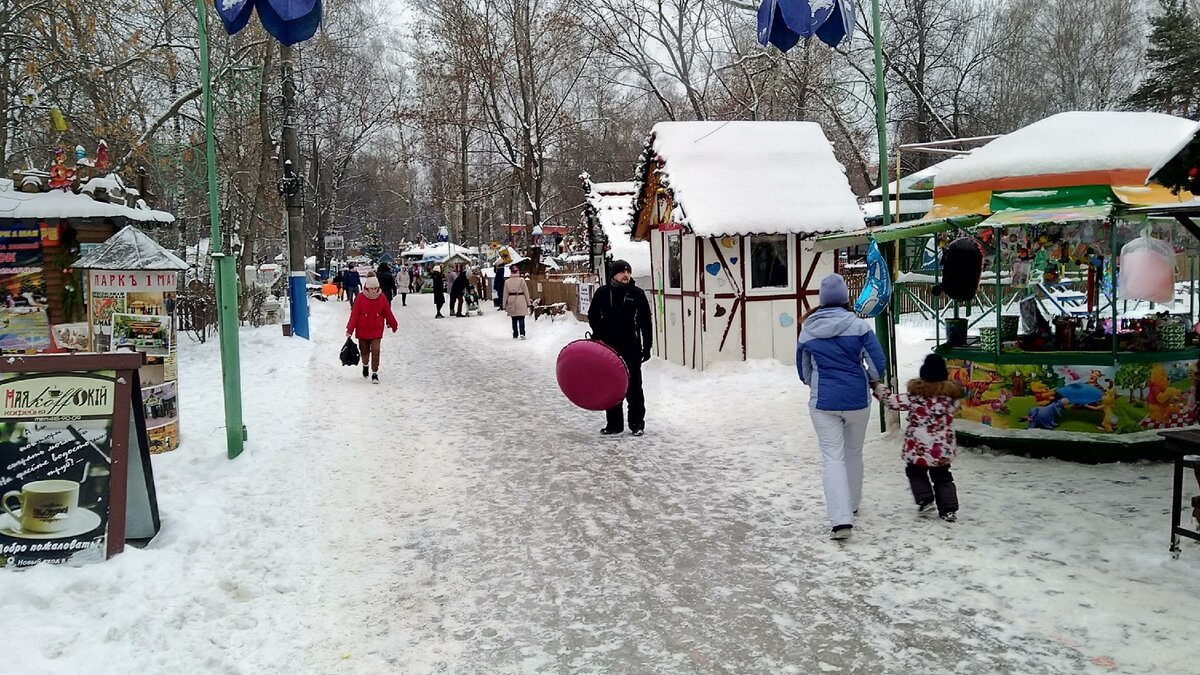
[578,283,594,315]
[0,352,159,568]
[323,235,344,251]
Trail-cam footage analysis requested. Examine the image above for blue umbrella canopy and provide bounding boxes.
[214,0,322,46]
[757,0,855,51]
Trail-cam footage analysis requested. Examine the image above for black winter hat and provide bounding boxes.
[919,354,949,382]
[609,259,633,275]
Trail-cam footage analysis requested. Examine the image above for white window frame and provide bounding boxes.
[744,234,795,294]
[665,232,683,290]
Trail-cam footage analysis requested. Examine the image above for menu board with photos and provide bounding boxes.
[0,223,50,353]
[87,270,180,453]
[0,352,159,568]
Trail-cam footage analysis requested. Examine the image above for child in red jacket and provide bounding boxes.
[874,354,964,522]
[347,276,397,383]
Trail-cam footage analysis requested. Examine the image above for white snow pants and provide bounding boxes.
[809,406,870,529]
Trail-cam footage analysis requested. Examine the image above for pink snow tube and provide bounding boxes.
[556,339,629,410]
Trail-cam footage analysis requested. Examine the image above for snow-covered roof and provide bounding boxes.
[648,121,862,237]
[74,225,189,270]
[861,198,934,219]
[583,179,652,276]
[936,112,1197,190]
[401,242,474,260]
[868,157,962,197]
[0,185,174,223]
[1147,119,1200,184]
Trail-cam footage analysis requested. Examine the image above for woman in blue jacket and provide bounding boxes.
[797,273,888,540]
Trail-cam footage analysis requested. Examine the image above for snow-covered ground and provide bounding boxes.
[1,294,1197,673]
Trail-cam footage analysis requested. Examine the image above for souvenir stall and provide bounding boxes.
[826,112,1200,454]
[0,155,175,354]
[628,121,864,369]
[75,226,188,454]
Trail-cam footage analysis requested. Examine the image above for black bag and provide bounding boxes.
[938,237,985,302]
[339,337,360,366]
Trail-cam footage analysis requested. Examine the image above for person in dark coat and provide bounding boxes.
[376,262,397,303]
[332,270,345,300]
[343,268,362,304]
[588,259,653,436]
[493,262,506,310]
[450,267,469,317]
[430,266,446,318]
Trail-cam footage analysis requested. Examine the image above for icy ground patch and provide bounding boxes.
[1,296,1197,673]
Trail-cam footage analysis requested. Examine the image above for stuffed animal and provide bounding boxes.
[1022,398,1070,430]
[1088,387,1119,433]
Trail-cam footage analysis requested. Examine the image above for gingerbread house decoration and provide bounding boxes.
[628,121,863,368]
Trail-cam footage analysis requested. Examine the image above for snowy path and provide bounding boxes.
[2,294,1198,674]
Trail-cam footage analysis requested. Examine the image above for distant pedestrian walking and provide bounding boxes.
[346,276,397,384]
[876,354,963,522]
[343,268,362,304]
[431,266,446,318]
[397,267,411,306]
[796,273,887,540]
[376,262,397,303]
[450,267,469,317]
[493,262,506,310]
[588,259,653,437]
[503,265,530,339]
[332,270,344,300]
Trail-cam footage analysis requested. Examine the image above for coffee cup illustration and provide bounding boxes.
[2,480,80,534]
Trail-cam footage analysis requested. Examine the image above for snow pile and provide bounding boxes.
[0,297,1197,673]
[937,111,1196,189]
[650,121,864,237]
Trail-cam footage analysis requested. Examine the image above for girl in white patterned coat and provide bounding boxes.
[874,354,964,522]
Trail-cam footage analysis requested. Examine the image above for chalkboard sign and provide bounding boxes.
[0,352,159,568]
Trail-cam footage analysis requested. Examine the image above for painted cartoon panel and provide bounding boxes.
[948,358,1197,433]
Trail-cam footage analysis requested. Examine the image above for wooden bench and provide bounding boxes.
[531,300,568,321]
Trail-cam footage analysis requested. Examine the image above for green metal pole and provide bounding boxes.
[196,0,246,458]
[870,0,894,432]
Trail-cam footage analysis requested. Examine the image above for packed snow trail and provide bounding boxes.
[1,292,1197,674]
[298,296,1194,674]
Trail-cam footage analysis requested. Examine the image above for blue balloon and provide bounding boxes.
[854,238,892,318]
[757,0,855,52]
[257,0,323,46]
[215,0,256,35]
[214,0,323,46]
[757,0,801,52]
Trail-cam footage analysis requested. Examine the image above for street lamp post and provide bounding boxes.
[195,0,246,458]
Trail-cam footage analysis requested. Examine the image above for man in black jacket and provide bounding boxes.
[450,267,469,317]
[588,259,653,436]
